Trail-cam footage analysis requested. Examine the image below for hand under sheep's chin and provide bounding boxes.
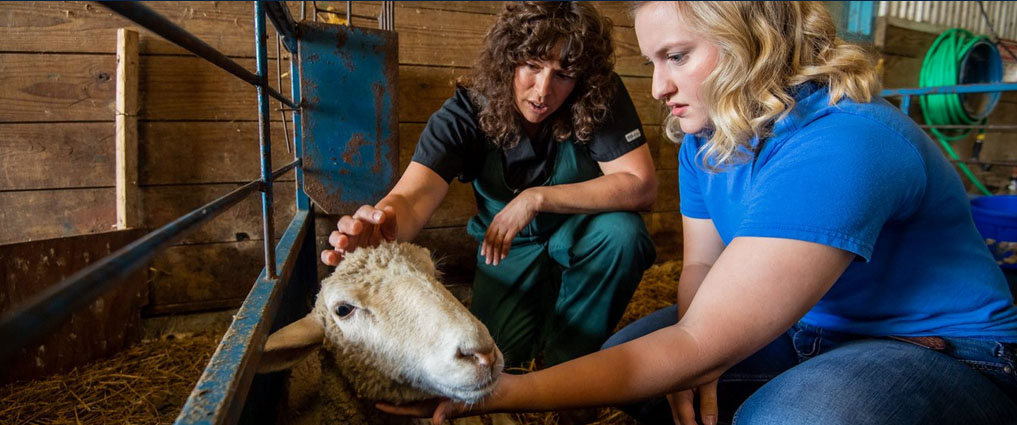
[435,371,502,405]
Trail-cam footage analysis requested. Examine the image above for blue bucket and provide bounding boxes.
[971,195,1017,269]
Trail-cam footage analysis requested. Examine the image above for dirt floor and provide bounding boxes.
[0,261,681,425]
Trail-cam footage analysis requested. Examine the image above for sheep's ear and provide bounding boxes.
[257,314,324,373]
[404,244,438,277]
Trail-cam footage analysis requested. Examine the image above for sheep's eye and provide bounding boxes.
[334,303,356,318]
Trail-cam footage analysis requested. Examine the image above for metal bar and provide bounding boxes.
[255,2,278,280]
[97,1,297,110]
[264,1,298,52]
[919,124,1017,131]
[952,159,1017,168]
[276,34,292,154]
[174,210,312,425]
[289,40,310,211]
[881,82,1017,97]
[0,180,261,363]
[271,158,301,181]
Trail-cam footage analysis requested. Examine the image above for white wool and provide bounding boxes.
[312,241,502,404]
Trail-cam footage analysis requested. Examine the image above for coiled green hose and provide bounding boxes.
[919,28,1000,196]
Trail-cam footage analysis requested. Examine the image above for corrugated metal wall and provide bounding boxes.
[878,1,1017,40]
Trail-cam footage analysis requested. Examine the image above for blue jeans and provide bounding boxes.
[603,306,1017,425]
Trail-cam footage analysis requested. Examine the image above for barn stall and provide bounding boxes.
[1,1,1016,424]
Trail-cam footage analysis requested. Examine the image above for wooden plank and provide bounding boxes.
[147,240,264,312]
[0,229,147,383]
[656,169,679,212]
[0,188,115,245]
[139,121,294,185]
[330,1,636,27]
[339,2,644,74]
[876,19,937,58]
[0,52,291,123]
[141,182,297,245]
[594,2,637,28]
[0,123,114,190]
[0,1,295,58]
[397,65,468,123]
[3,57,650,124]
[139,55,290,121]
[0,181,298,247]
[397,68,657,125]
[0,121,296,190]
[116,28,140,229]
[0,53,116,122]
[623,76,660,125]
[646,125,679,171]
[643,211,682,263]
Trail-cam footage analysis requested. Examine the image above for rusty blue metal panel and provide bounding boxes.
[298,21,399,215]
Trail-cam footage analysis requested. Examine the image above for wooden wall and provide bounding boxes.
[0,2,680,315]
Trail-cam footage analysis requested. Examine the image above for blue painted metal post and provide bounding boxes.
[846,1,875,37]
[255,2,277,279]
[289,39,309,211]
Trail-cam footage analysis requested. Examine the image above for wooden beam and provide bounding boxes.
[116,28,140,230]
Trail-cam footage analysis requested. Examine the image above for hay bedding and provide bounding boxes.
[0,333,219,425]
[0,261,680,425]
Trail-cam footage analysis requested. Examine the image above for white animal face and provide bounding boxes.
[316,242,503,403]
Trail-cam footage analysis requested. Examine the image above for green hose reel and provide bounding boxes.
[919,28,1004,195]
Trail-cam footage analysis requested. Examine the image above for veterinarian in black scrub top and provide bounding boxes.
[320,1,656,368]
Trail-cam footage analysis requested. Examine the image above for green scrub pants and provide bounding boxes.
[465,139,655,367]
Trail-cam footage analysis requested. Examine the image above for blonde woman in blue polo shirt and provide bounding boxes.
[381,2,1017,424]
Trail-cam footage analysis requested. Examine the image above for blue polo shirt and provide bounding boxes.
[679,84,1017,339]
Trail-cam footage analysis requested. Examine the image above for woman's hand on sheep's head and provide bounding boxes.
[321,205,399,266]
[375,398,462,425]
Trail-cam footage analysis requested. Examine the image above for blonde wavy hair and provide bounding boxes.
[641,2,881,170]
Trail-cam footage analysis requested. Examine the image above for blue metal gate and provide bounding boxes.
[0,2,397,424]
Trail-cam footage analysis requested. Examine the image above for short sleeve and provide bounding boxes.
[586,73,647,162]
[678,134,710,219]
[737,113,926,260]
[411,87,485,183]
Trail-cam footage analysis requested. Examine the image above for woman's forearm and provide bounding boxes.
[528,171,657,214]
[486,325,722,413]
[678,263,711,317]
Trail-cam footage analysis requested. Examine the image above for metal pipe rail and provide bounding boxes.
[880,82,1017,115]
[98,1,298,110]
[0,160,296,363]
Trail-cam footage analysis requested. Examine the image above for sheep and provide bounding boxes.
[258,241,503,424]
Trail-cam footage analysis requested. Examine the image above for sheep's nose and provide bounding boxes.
[457,346,496,366]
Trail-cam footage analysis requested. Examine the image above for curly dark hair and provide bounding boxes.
[460,1,617,149]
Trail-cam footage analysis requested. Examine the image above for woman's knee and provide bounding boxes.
[735,340,1017,425]
[584,212,654,257]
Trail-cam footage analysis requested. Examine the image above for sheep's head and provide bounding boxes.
[259,242,503,404]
